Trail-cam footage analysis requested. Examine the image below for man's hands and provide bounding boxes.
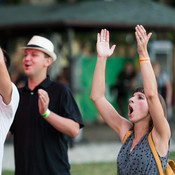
[97,29,116,58]
[38,89,50,116]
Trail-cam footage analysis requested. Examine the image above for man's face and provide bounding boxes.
[23,49,48,78]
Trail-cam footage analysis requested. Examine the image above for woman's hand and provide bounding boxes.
[0,48,4,62]
[97,29,116,58]
[135,25,152,58]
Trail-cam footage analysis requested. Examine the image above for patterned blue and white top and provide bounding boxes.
[117,132,169,175]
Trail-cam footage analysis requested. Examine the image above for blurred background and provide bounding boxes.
[1,0,175,174]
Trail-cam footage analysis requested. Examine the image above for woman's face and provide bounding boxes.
[128,92,149,123]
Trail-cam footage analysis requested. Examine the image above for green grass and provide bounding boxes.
[2,152,175,175]
[71,161,117,175]
[2,171,14,175]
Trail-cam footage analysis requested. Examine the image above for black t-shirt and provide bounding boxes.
[10,77,84,175]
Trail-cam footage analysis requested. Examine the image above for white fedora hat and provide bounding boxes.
[22,35,57,61]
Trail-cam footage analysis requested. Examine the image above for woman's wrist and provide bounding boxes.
[97,55,108,62]
[139,57,150,63]
[97,55,107,59]
[138,50,149,58]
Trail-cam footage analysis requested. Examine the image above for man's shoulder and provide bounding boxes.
[17,86,26,93]
[48,81,71,96]
[50,81,69,90]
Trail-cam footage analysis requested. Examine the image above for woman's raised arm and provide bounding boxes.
[91,29,132,140]
[135,25,170,156]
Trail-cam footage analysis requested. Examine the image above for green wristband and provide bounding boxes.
[42,109,50,118]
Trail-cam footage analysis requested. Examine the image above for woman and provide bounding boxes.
[0,48,19,174]
[90,25,171,174]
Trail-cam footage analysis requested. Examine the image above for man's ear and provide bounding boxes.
[45,57,53,67]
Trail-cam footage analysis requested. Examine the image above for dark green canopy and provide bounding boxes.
[0,0,175,31]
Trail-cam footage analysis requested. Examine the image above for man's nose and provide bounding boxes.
[24,55,31,60]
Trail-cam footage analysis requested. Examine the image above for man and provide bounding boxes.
[0,48,19,174]
[10,36,84,175]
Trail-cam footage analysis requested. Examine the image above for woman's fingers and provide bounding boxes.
[110,45,116,55]
[100,29,104,42]
[106,30,109,43]
[97,33,100,43]
[135,32,140,43]
[98,29,109,43]
[147,32,152,42]
[135,25,145,41]
[140,25,146,35]
[136,25,152,42]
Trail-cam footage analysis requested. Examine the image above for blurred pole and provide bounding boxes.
[67,27,74,91]
[66,28,83,145]
[67,27,75,148]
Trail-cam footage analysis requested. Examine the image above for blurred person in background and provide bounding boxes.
[9,36,84,175]
[113,61,136,118]
[153,61,173,140]
[0,48,19,174]
[91,25,170,174]
[152,61,172,118]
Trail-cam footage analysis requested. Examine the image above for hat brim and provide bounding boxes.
[21,46,57,61]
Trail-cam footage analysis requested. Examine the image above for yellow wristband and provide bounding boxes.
[139,58,150,63]
[42,109,50,118]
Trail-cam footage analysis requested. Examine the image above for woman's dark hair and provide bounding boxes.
[132,87,167,131]
[2,48,10,69]
[133,87,144,94]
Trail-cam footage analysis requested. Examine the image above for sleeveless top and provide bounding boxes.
[117,132,169,175]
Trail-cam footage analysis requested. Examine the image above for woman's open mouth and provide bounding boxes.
[128,105,133,115]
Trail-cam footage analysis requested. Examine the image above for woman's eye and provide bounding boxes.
[139,96,143,99]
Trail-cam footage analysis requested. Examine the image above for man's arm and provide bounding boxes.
[44,112,79,138]
[38,89,80,138]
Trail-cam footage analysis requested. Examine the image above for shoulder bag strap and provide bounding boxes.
[122,130,132,145]
[148,132,164,175]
